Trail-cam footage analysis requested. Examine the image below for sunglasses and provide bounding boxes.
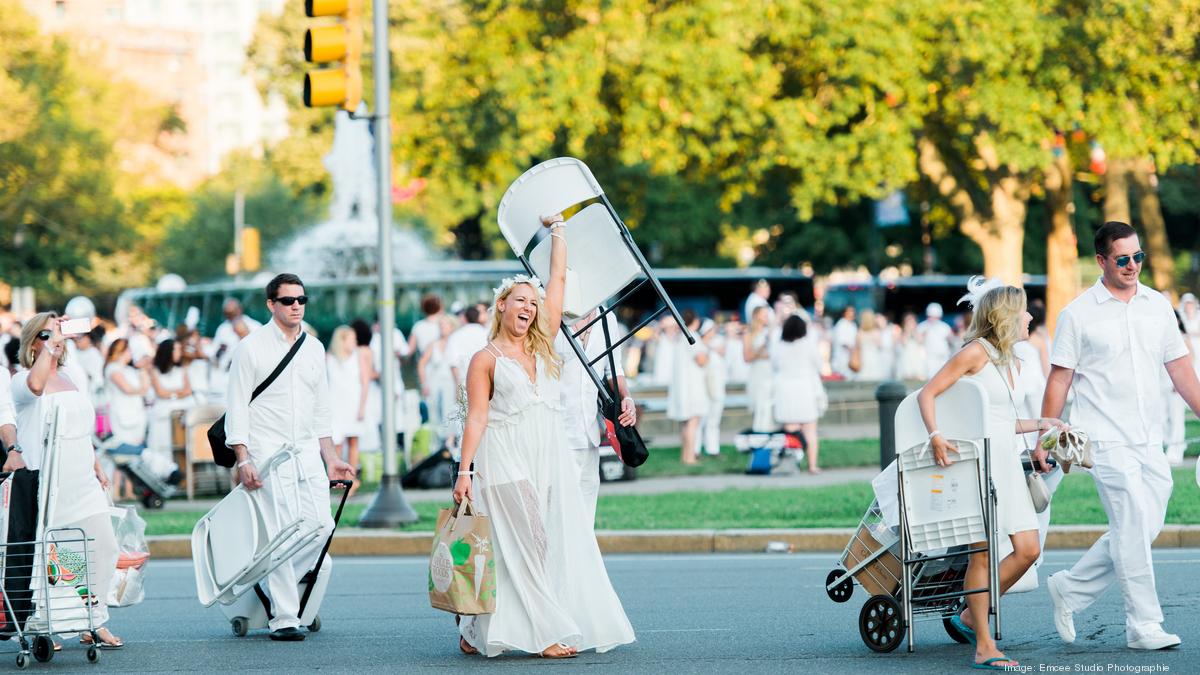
[36,330,52,341]
[1110,251,1146,268]
[272,295,308,306]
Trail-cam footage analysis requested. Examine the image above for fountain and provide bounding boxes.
[269,106,444,278]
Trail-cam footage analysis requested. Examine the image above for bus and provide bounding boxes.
[823,274,1048,321]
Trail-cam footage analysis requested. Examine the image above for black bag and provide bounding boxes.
[208,332,306,468]
[597,313,649,468]
[0,469,39,635]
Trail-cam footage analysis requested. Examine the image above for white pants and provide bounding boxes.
[1164,393,1186,465]
[1056,442,1172,637]
[255,448,334,631]
[572,447,600,526]
[702,397,725,456]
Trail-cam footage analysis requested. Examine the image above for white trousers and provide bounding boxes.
[702,397,725,456]
[1164,393,1186,465]
[1056,442,1172,637]
[255,448,334,631]
[572,447,600,527]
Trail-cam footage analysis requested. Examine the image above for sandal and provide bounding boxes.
[80,629,123,650]
[539,643,577,659]
[459,636,479,656]
[974,656,1018,670]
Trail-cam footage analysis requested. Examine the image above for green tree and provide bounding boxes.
[0,2,134,294]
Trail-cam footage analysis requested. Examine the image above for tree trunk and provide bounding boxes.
[1044,153,1078,335]
[917,136,1027,286]
[1131,157,1176,300]
[1103,158,1132,224]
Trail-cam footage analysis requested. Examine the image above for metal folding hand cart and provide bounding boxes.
[824,380,1000,653]
[0,527,104,668]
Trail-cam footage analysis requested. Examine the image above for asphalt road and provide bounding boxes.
[13,549,1199,673]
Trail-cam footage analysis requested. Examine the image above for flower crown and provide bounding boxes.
[957,275,1005,310]
[492,274,546,304]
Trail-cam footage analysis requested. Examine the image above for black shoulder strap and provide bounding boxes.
[250,332,306,402]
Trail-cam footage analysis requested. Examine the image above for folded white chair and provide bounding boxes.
[498,158,644,320]
[192,446,323,608]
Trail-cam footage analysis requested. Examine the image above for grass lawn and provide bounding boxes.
[144,468,1200,535]
[636,438,880,478]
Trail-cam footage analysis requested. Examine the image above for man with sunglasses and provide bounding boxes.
[224,273,355,642]
[1040,221,1200,651]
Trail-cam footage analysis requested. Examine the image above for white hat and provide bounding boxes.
[1181,293,1198,308]
[926,302,944,319]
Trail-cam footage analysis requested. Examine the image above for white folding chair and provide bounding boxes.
[497,156,693,406]
[891,379,1000,653]
[192,446,324,607]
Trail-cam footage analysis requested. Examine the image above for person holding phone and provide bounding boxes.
[9,313,122,649]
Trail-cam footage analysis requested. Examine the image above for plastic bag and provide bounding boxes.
[107,506,150,607]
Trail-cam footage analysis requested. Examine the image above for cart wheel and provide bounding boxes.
[231,617,249,637]
[15,652,28,670]
[858,595,904,653]
[825,569,854,603]
[86,646,99,663]
[943,616,971,644]
[307,615,321,633]
[143,494,164,509]
[32,635,53,663]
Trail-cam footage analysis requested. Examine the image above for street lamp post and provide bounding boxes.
[360,0,418,527]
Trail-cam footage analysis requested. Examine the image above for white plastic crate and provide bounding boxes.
[898,438,986,554]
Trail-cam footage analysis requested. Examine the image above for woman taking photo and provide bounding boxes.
[916,281,1065,670]
[454,213,634,659]
[9,313,123,649]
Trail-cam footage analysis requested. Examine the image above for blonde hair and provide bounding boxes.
[963,286,1026,366]
[490,282,561,378]
[330,326,356,360]
[858,309,878,332]
[19,311,67,369]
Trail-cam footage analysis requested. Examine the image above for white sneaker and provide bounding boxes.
[1128,626,1181,650]
[1047,571,1076,644]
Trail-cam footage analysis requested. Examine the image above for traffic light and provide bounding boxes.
[303,0,362,111]
[241,227,261,272]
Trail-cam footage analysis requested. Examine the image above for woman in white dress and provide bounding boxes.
[667,311,710,464]
[894,312,925,380]
[417,316,458,447]
[700,319,726,457]
[9,313,123,648]
[743,306,775,432]
[147,339,191,482]
[326,326,369,492]
[454,213,635,659]
[917,282,1068,669]
[104,338,149,501]
[853,309,890,381]
[771,316,825,473]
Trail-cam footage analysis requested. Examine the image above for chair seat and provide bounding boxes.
[208,490,261,587]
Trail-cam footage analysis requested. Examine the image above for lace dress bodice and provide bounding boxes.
[486,350,563,428]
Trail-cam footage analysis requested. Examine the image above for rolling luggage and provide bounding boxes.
[221,478,352,637]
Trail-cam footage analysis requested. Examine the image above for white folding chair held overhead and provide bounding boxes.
[497,156,693,406]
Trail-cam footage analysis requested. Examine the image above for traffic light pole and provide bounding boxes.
[360,0,418,527]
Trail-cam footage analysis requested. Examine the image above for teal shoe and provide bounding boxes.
[973,656,1019,670]
[950,613,976,645]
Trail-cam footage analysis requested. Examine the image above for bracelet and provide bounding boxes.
[622,396,634,403]
[549,221,566,230]
[549,232,566,241]
[236,460,252,469]
[457,471,474,476]
[928,430,942,440]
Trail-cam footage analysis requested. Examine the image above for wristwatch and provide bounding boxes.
[7,444,21,454]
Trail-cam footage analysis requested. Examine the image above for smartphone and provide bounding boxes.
[60,318,91,336]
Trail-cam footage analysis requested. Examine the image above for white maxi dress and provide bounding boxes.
[460,347,635,657]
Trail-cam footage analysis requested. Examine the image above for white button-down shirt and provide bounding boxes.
[0,368,15,429]
[1050,278,1188,446]
[555,314,625,450]
[224,321,332,460]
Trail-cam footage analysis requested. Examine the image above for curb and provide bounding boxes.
[147,524,1200,559]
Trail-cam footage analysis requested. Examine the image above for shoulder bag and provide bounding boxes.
[596,314,649,467]
[989,354,1050,513]
[207,332,307,468]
